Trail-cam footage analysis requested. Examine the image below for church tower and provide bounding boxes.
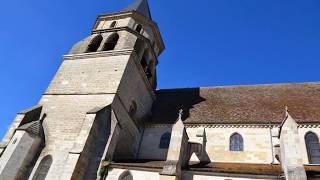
[0,0,164,179]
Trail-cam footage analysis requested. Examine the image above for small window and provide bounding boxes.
[119,170,133,180]
[305,132,320,164]
[12,138,17,144]
[135,24,142,33]
[229,133,243,151]
[103,33,119,51]
[86,34,103,53]
[140,57,148,71]
[33,155,53,180]
[129,101,137,117]
[145,68,152,79]
[159,132,171,149]
[110,21,117,28]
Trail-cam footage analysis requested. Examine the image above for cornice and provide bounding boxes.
[145,123,320,129]
[63,49,134,61]
[93,11,165,54]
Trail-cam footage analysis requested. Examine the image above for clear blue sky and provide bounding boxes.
[0,0,319,139]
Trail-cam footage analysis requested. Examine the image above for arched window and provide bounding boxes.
[110,21,117,28]
[159,132,171,149]
[103,33,119,51]
[305,132,320,164]
[86,34,103,53]
[229,133,243,151]
[33,155,53,180]
[135,24,142,33]
[119,170,133,180]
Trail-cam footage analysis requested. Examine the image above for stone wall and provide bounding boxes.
[187,126,274,164]
[45,55,129,95]
[138,125,274,164]
[138,126,172,160]
[117,53,155,126]
[27,94,114,179]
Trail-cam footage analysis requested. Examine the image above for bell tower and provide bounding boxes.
[0,0,164,179]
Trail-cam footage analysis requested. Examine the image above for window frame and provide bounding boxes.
[159,132,171,149]
[305,131,320,164]
[229,132,244,152]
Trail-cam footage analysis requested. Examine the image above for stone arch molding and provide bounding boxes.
[118,170,133,180]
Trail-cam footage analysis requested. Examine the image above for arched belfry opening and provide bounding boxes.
[86,34,103,53]
[103,33,120,51]
[135,24,143,33]
[305,132,320,164]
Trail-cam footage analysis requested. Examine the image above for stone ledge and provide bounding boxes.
[160,160,179,176]
[64,49,134,61]
[87,105,110,114]
[110,160,165,172]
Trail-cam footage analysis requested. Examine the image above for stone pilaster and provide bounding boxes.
[61,105,112,180]
[279,110,307,180]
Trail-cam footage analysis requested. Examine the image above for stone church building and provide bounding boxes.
[0,0,320,179]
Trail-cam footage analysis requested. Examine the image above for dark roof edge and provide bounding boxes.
[156,81,320,92]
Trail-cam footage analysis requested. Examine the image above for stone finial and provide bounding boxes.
[285,106,289,117]
[178,109,183,120]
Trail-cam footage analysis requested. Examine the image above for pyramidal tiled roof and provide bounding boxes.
[124,0,152,20]
[18,121,44,136]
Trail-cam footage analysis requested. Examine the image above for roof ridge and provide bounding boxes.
[156,81,320,92]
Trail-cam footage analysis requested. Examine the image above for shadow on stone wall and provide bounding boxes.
[151,88,206,124]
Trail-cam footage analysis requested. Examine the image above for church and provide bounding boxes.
[0,0,319,179]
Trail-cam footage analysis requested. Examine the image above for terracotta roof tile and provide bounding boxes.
[151,82,320,124]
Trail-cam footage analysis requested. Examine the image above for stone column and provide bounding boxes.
[279,109,307,180]
[160,115,189,180]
